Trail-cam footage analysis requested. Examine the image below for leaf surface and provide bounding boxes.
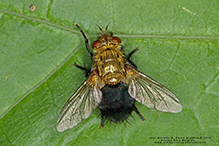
[0,0,218,145]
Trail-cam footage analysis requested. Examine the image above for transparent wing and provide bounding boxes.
[127,66,182,113]
[57,74,102,132]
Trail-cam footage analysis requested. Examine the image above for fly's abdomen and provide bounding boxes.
[99,82,135,123]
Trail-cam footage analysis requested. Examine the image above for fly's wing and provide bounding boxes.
[57,73,102,132]
[126,65,182,113]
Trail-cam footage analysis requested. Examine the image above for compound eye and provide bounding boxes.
[112,37,121,44]
[92,40,102,48]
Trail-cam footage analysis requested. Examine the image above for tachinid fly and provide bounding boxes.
[57,23,182,132]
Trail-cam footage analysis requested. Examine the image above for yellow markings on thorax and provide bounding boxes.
[104,65,115,73]
[105,59,113,62]
[109,78,117,83]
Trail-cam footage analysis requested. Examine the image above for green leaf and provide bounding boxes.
[0,0,219,145]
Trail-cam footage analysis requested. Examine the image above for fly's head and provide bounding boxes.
[92,25,121,52]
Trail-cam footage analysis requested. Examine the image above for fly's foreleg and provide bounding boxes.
[75,23,93,58]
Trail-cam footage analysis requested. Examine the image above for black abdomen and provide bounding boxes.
[99,82,135,123]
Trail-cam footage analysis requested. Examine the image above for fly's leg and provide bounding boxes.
[100,115,105,127]
[127,47,138,59]
[75,23,93,58]
[120,45,124,52]
[127,47,138,69]
[133,105,145,121]
[73,63,90,78]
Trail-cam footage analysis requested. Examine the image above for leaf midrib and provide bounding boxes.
[1,8,219,41]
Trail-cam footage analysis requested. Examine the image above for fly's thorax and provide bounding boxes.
[91,31,125,85]
[94,48,126,85]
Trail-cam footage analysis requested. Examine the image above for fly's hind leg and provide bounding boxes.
[127,47,138,70]
[73,63,90,78]
[75,23,93,58]
[100,115,105,127]
[133,104,145,121]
